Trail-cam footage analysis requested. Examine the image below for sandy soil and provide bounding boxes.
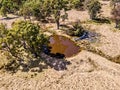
[100,0,112,18]
[0,0,120,90]
[0,14,24,28]
[93,24,120,57]
[0,51,120,90]
[67,9,90,22]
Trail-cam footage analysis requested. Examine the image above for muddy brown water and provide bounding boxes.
[49,35,80,57]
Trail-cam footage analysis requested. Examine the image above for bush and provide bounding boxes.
[87,0,101,20]
[0,0,19,17]
[66,22,85,37]
[0,21,49,72]
[69,0,85,10]
[73,22,85,36]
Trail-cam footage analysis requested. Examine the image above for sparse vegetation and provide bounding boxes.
[69,0,85,10]
[0,1,120,89]
[66,21,85,36]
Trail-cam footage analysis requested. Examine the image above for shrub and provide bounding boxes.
[70,0,85,10]
[0,21,49,72]
[87,0,101,20]
[66,22,85,37]
[73,22,85,36]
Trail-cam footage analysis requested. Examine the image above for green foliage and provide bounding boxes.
[0,0,26,17]
[69,0,85,10]
[19,0,34,18]
[0,0,19,17]
[50,0,69,29]
[67,22,85,36]
[73,24,84,36]
[87,0,101,20]
[32,0,52,20]
[20,0,49,20]
[0,23,8,48]
[0,21,49,62]
[20,0,69,29]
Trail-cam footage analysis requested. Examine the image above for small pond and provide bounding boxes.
[49,35,80,57]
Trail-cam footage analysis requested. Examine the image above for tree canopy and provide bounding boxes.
[87,0,101,20]
[0,20,49,62]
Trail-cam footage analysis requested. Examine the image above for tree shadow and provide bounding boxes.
[3,45,71,73]
[60,24,71,29]
[41,53,71,71]
[42,46,71,71]
[93,17,111,24]
[20,59,48,72]
[4,51,71,73]
[39,18,55,23]
[0,16,19,20]
[4,58,48,73]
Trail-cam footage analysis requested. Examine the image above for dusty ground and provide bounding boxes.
[91,24,120,57]
[0,51,120,90]
[0,0,120,90]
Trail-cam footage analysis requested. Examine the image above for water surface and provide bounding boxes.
[49,35,80,57]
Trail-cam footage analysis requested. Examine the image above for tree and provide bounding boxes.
[0,0,26,17]
[87,0,101,20]
[19,0,33,20]
[12,0,26,6]
[50,0,69,29]
[69,0,85,10]
[112,4,120,28]
[0,0,18,17]
[32,0,52,21]
[0,20,49,63]
[20,0,52,21]
[20,0,69,29]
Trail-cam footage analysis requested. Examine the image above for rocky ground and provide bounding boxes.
[0,0,120,90]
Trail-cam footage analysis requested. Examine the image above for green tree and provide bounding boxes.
[20,0,69,29]
[50,0,69,29]
[0,20,49,63]
[20,0,51,21]
[0,0,26,17]
[31,0,52,21]
[19,0,33,20]
[69,0,85,10]
[87,0,101,20]
[0,0,19,17]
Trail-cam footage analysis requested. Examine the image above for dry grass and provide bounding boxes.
[0,0,120,90]
[0,51,10,69]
